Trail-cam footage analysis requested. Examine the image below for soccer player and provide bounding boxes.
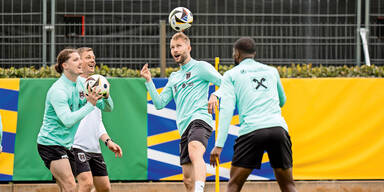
[209,37,298,192]
[37,48,113,192]
[73,47,122,192]
[140,32,222,192]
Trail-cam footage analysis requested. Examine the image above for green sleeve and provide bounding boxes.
[215,72,236,147]
[145,80,173,110]
[276,69,286,107]
[96,95,113,112]
[50,89,95,128]
[200,62,222,86]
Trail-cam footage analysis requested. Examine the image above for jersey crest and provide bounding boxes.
[79,91,85,100]
[77,152,87,162]
[252,78,267,90]
[186,72,191,80]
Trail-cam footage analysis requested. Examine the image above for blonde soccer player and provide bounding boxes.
[141,32,222,192]
[72,47,122,192]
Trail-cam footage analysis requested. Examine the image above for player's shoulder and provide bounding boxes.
[254,61,278,74]
[266,65,279,76]
[169,70,181,79]
[47,80,67,99]
[192,59,213,69]
[222,65,238,79]
[197,61,213,69]
[229,64,243,73]
[50,79,66,92]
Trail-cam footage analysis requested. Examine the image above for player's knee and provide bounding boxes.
[227,181,242,192]
[79,178,93,191]
[98,184,111,192]
[188,142,204,159]
[188,141,199,150]
[183,177,194,190]
[280,179,296,192]
[227,177,244,192]
[274,168,297,192]
[62,180,77,192]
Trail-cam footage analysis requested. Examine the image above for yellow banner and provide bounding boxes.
[282,78,384,179]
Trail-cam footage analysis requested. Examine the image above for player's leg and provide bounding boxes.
[77,172,94,192]
[187,120,213,192]
[93,176,111,192]
[37,145,77,192]
[50,159,77,192]
[227,165,253,192]
[266,127,297,192]
[180,123,196,192]
[90,153,111,192]
[228,129,265,192]
[274,168,297,192]
[56,180,63,192]
[73,148,93,192]
[182,163,195,192]
[188,140,206,191]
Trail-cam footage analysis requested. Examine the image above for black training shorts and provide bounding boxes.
[232,127,293,169]
[37,144,76,175]
[179,119,213,165]
[72,148,108,177]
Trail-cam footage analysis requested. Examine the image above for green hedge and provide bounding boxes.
[1,64,384,78]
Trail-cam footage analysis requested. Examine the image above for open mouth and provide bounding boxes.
[88,62,95,70]
[174,54,181,60]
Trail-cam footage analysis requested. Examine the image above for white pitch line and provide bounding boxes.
[148,104,177,120]
[147,148,268,180]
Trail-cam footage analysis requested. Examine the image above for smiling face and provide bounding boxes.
[170,36,191,65]
[63,52,83,76]
[80,50,96,77]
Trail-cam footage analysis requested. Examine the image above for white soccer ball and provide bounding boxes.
[85,74,110,98]
[168,7,193,32]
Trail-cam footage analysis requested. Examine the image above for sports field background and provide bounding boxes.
[1,77,384,181]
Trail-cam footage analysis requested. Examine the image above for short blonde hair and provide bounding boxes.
[77,47,93,57]
[171,32,190,45]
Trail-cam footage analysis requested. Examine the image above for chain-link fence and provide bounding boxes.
[1,0,383,68]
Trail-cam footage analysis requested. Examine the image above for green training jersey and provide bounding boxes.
[37,74,113,149]
[145,58,222,135]
[214,59,287,147]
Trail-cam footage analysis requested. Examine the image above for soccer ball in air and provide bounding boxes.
[169,7,193,32]
[85,74,110,98]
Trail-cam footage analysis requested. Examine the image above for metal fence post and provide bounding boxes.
[42,0,47,67]
[50,0,56,65]
[356,0,362,66]
[159,20,166,77]
[365,0,370,42]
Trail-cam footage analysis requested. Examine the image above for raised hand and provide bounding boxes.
[140,63,152,82]
[85,86,102,106]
